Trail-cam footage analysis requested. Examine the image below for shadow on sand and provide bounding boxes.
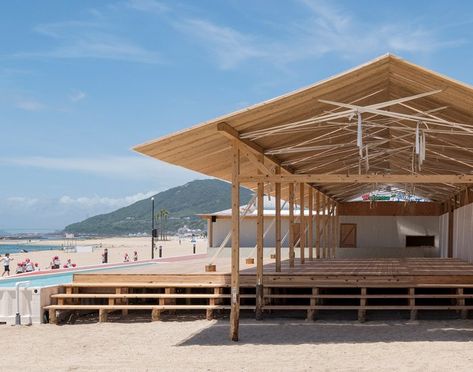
[178,316,473,346]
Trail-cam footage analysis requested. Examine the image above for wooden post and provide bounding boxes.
[208,218,214,248]
[448,199,454,258]
[299,183,305,264]
[315,191,320,259]
[331,200,337,258]
[321,195,327,258]
[289,183,295,267]
[99,309,108,323]
[230,140,240,342]
[307,287,318,321]
[409,288,417,321]
[256,179,264,320]
[457,288,467,319]
[335,202,339,258]
[275,168,282,272]
[308,187,313,261]
[49,309,58,324]
[152,308,161,321]
[358,287,366,322]
[327,199,332,258]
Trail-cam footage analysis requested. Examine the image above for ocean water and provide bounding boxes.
[0,244,61,255]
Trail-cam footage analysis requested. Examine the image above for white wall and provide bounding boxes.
[212,218,292,248]
[210,215,442,259]
[453,203,473,263]
[336,215,440,258]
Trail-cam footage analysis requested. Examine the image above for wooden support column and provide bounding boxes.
[331,201,336,258]
[256,179,264,320]
[152,308,161,321]
[448,199,454,258]
[49,309,58,324]
[307,287,318,321]
[208,218,214,248]
[289,183,295,267]
[315,191,321,259]
[99,309,108,323]
[327,199,332,258]
[457,288,468,319]
[321,195,327,258]
[334,202,339,258]
[275,167,282,272]
[409,288,417,321]
[308,187,314,261]
[358,287,367,322]
[230,140,240,342]
[299,183,305,264]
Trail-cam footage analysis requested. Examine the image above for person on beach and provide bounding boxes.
[133,251,138,262]
[25,258,34,272]
[1,253,13,277]
[52,256,61,269]
[102,248,108,264]
[34,263,40,272]
[123,253,130,262]
[16,263,24,274]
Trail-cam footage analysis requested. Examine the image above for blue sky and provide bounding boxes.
[1,0,473,231]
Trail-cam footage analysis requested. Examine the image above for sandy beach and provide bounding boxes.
[0,237,207,273]
[2,318,473,371]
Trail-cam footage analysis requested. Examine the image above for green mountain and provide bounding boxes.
[64,179,253,235]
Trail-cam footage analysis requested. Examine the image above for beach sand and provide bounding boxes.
[1,318,473,371]
[0,237,207,272]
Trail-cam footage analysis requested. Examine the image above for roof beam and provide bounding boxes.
[238,174,473,184]
[217,121,335,201]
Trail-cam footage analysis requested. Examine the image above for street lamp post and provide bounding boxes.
[151,196,155,259]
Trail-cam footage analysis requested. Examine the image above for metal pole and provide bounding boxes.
[151,197,155,260]
[15,281,30,326]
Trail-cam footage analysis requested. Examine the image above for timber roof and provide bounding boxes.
[134,54,473,202]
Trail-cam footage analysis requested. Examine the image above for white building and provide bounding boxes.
[199,197,444,259]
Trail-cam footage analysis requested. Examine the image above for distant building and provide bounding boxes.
[199,197,303,248]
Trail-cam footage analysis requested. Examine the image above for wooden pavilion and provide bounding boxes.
[45,54,473,340]
[132,54,473,340]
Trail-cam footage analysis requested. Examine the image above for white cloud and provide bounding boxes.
[1,191,159,230]
[172,0,463,69]
[6,197,39,207]
[126,0,169,14]
[174,19,265,70]
[0,155,204,183]
[69,90,86,102]
[58,191,157,209]
[15,98,45,111]
[14,19,161,64]
[294,0,463,59]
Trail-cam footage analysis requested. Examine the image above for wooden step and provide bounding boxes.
[53,293,232,299]
[62,283,236,288]
[265,294,473,299]
[46,304,234,310]
[263,305,473,310]
[52,293,256,299]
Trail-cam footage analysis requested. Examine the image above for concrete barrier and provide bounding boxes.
[0,285,59,325]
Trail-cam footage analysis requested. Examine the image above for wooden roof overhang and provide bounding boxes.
[134,54,473,203]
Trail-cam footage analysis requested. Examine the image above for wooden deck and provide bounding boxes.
[46,258,473,323]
